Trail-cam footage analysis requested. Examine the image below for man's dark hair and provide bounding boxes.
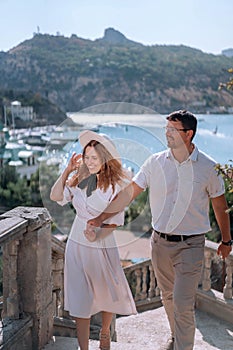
[166,110,197,141]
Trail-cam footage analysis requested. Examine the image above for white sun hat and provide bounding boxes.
[78,130,121,163]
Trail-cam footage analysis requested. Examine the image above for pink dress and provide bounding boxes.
[57,183,137,318]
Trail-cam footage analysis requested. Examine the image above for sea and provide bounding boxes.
[44,112,233,241]
[65,113,233,173]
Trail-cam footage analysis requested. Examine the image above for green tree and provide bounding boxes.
[0,165,31,210]
[208,163,233,241]
[208,69,233,241]
[29,168,43,206]
[125,189,152,232]
[219,68,233,91]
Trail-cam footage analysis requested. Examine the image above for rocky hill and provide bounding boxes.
[0,27,233,122]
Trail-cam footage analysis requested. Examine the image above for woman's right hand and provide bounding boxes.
[50,153,82,201]
[67,152,82,173]
[84,224,99,242]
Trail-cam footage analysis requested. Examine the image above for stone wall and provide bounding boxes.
[0,207,53,349]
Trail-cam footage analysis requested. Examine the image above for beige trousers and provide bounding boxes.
[151,231,205,350]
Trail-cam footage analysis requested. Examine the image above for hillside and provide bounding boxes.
[0,27,233,119]
[0,89,66,127]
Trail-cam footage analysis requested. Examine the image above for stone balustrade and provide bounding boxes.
[0,206,232,349]
[123,239,233,323]
[195,239,233,324]
[0,207,53,350]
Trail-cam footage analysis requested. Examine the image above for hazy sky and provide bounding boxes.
[1,0,232,54]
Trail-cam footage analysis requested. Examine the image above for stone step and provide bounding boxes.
[43,307,233,350]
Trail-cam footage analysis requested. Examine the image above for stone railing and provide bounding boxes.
[50,235,77,338]
[123,239,233,323]
[0,206,53,350]
[195,239,233,324]
[51,230,233,325]
[0,207,232,350]
[0,207,115,349]
[123,258,162,312]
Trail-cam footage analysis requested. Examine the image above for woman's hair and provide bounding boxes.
[68,139,126,192]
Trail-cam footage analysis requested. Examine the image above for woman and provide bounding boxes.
[50,130,137,350]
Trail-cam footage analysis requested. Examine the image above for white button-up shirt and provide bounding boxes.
[133,146,225,235]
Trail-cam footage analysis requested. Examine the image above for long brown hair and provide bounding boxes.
[68,140,127,192]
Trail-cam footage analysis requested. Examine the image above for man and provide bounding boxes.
[87,110,232,350]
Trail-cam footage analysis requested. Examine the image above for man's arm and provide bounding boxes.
[87,181,143,227]
[84,224,117,242]
[211,194,232,259]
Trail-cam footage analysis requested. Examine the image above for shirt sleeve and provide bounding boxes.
[132,156,152,190]
[207,166,225,198]
[56,186,73,206]
[102,182,125,226]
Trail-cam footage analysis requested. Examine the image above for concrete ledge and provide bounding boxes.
[53,317,76,338]
[135,296,162,312]
[196,289,233,324]
[0,216,27,244]
[0,316,33,350]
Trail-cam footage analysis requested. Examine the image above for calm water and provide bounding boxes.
[194,114,233,165]
[66,113,233,172]
[44,113,232,236]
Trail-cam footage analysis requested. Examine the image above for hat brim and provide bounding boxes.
[78,130,121,163]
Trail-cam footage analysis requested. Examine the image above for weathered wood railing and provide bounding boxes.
[0,207,232,350]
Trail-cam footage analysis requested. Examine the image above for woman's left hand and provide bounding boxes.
[84,224,99,242]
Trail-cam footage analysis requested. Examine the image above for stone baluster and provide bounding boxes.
[223,257,233,299]
[52,255,64,317]
[52,290,61,317]
[202,249,212,291]
[141,265,148,300]
[155,285,160,297]
[148,264,155,298]
[134,268,142,301]
[4,240,20,320]
[56,289,62,317]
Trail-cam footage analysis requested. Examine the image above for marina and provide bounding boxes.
[0,113,232,180]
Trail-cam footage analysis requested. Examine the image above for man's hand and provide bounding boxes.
[87,216,103,228]
[217,243,232,259]
[84,223,116,241]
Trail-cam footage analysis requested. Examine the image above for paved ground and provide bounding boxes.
[116,229,151,261]
[45,231,233,349]
[43,306,233,350]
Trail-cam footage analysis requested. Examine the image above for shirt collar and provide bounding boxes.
[166,149,172,159]
[190,144,198,161]
[166,144,199,162]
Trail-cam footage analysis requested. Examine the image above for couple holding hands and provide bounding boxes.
[50,110,231,350]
